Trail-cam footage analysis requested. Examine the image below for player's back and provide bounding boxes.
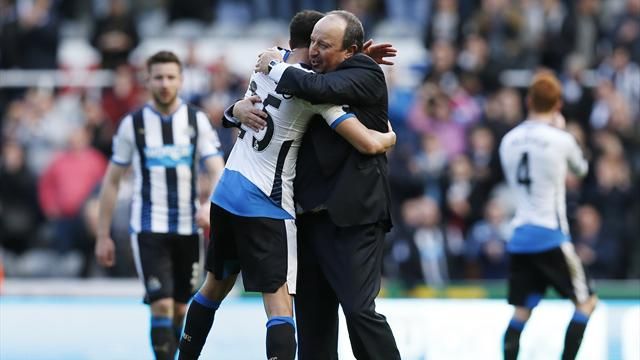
[213,67,347,219]
[499,120,587,252]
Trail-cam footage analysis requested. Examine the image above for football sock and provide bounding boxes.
[562,310,589,360]
[266,316,296,360]
[177,292,221,360]
[151,316,177,360]
[174,322,183,343]
[504,318,526,360]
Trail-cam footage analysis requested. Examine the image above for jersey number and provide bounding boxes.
[516,152,532,193]
[238,81,281,152]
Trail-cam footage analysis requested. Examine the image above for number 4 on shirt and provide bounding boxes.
[517,152,532,193]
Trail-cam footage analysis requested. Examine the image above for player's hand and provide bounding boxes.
[255,48,283,74]
[95,236,116,267]
[234,96,267,131]
[196,202,211,229]
[363,39,397,66]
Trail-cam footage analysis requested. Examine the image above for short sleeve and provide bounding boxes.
[307,103,356,130]
[111,115,135,166]
[196,111,223,159]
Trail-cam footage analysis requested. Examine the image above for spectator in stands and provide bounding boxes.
[467,0,523,68]
[90,0,139,70]
[101,64,144,127]
[390,0,431,29]
[82,95,114,158]
[465,198,510,279]
[424,0,463,48]
[611,0,640,63]
[0,0,59,69]
[395,196,453,287]
[37,126,107,273]
[597,45,640,117]
[0,140,42,254]
[10,88,81,176]
[442,154,474,230]
[408,82,466,159]
[423,40,460,94]
[560,54,595,127]
[457,34,502,92]
[411,133,448,202]
[574,204,621,278]
[180,42,211,104]
[584,150,635,278]
[168,0,216,23]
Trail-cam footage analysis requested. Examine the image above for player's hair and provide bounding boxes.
[327,10,364,53]
[289,10,324,49]
[527,72,562,113]
[146,51,182,73]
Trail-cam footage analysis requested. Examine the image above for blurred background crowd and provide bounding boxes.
[0,0,638,290]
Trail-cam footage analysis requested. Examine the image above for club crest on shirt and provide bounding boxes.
[147,277,162,292]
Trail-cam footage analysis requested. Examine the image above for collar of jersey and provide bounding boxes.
[145,101,185,122]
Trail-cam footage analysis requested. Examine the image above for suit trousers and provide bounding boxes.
[295,211,400,360]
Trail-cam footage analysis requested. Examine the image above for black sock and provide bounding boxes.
[504,318,525,360]
[266,317,296,360]
[174,322,183,343]
[151,317,177,360]
[562,311,589,360]
[177,292,221,360]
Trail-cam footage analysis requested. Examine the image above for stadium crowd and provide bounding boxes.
[0,0,639,288]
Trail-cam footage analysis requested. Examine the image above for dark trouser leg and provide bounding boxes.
[295,213,339,360]
[313,213,400,360]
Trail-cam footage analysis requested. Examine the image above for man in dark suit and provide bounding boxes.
[255,10,400,360]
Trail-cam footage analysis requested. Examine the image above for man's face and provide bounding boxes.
[309,15,351,73]
[147,62,182,107]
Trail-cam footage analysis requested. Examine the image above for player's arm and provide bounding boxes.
[195,111,226,229]
[95,163,128,267]
[318,104,395,154]
[553,113,589,177]
[334,118,396,154]
[96,116,134,267]
[567,136,588,178]
[196,155,225,229]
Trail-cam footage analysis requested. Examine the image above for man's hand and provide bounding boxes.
[233,96,267,131]
[95,236,116,267]
[196,201,211,229]
[363,39,397,66]
[255,48,284,74]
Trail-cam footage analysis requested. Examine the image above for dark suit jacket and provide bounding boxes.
[275,53,392,229]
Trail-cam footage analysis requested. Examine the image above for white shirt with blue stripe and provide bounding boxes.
[111,101,222,235]
[213,65,354,219]
[499,119,588,253]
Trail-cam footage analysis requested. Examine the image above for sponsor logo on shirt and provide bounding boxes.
[145,144,194,168]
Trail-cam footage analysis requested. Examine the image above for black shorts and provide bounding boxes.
[508,243,595,308]
[205,203,296,294]
[131,232,203,304]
